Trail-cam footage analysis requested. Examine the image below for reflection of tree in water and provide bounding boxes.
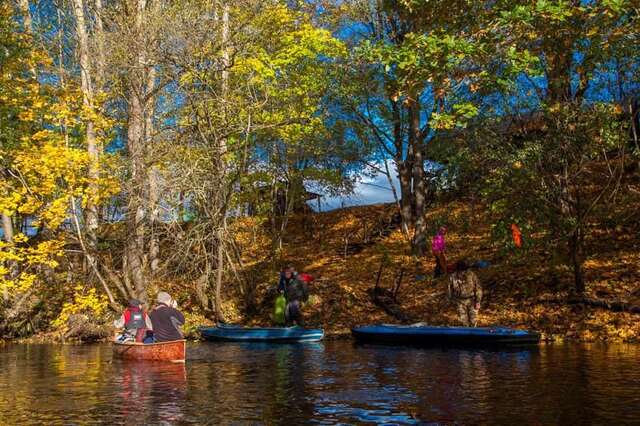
[5,344,114,420]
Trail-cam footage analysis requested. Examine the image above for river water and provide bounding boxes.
[0,341,638,425]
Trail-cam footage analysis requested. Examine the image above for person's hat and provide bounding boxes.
[157,291,172,305]
[128,298,141,307]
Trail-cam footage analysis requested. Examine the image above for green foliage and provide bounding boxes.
[470,103,628,275]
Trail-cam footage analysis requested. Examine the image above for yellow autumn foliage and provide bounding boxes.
[52,287,109,332]
[0,3,119,303]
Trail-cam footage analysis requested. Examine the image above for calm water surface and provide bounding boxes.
[0,341,638,425]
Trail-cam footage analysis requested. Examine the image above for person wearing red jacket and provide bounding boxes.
[114,299,153,343]
[511,223,523,248]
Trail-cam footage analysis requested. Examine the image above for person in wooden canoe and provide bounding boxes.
[114,299,153,343]
[149,291,185,342]
[448,260,483,327]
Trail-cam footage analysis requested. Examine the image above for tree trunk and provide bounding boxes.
[72,0,100,248]
[215,223,225,322]
[126,90,148,303]
[221,3,230,102]
[148,166,160,275]
[146,62,159,275]
[408,97,428,255]
[390,98,411,236]
[1,213,13,243]
[569,228,585,294]
[558,161,585,294]
[122,0,159,303]
[397,162,413,236]
[537,295,640,314]
[93,0,106,89]
[213,2,230,323]
[1,213,14,302]
[629,98,640,162]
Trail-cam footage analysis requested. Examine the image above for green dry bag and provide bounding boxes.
[273,294,286,325]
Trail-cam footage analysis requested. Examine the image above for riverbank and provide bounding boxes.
[14,200,640,344]
[233,201,640,343]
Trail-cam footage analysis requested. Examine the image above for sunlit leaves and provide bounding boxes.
[0,4,119,303]
[358,31,477,95]
[51,286,109,333]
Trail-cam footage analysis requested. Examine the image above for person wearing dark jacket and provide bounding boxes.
[149,291,185,342]
[278,266,297,294]
[283,274,310,327]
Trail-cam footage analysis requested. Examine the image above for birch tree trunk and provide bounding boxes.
[124,0,150,303]
[126,87,148,302]
[71,0,100,248]
[148,167,160,275]
[93,0,106,89]
[144,0,163,276]
[1,211,13,245]
[214,2,230,322]
[1,214,13,302]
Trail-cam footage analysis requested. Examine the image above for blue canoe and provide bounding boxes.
[200,324,324,343]
[352,324,540,346]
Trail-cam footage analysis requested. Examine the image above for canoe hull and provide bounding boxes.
[352,325,540,346]
[200,325,324,343]
[112,340,186,362]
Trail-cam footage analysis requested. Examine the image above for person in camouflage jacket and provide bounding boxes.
[448,260,483,327]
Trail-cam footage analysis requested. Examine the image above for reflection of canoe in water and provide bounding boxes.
[112,340,186,362]
[200,325,324,343]
[352,324,540,346]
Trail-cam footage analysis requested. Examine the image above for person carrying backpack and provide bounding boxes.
[114,299,152,342]
[282,272,311,327]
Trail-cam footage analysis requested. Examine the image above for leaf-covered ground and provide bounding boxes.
[226,201,640,342]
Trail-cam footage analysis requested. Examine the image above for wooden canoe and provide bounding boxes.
[112,339,186,362]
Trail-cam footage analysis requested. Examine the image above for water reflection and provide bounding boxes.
[112,361,187,424]
[0,342,638,424]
